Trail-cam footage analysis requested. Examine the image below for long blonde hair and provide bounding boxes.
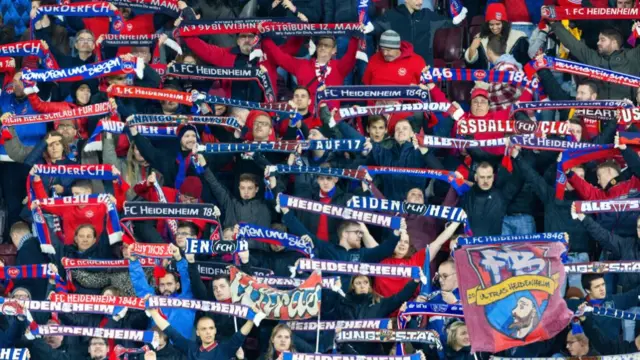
[265,324,296,360]
[446,321,466,350]
[125,144,151,199]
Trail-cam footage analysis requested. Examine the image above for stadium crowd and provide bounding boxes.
[2,0,640,359]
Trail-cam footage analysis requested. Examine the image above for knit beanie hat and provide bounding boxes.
[485,3,508,22]
[379,30,401,49]
[177,123,200,142]
[180,176,203,199]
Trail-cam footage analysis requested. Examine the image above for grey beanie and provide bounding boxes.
[379,30,401,49]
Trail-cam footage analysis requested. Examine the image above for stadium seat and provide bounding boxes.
[449,81,475,104]
[442,27,464,63]
[0,243,17,266]
[470,14,484,27]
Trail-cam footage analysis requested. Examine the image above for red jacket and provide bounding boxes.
[262,36,359,108]
[363,41,425,86]
[33,178,129,245]
[183,36,304,100]
[27,94,89,139]
[132,182,207,236]
[568,173,640,200]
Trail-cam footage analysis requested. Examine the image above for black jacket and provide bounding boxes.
[14,236,50,300]
[156,343,187,360]
[376,5,454,64]
[323,0,376,23]
[445,346,474,360]
[582,315,637,355]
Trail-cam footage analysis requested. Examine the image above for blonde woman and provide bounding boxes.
[445,321,472,360]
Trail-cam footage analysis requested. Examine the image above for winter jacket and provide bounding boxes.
[129,258,196,339]
[445,346,474,360]
[514,156,592,253]
[249,249,305,277]
[363,41,425,86]
[581,315,638,355]
[14,236,51,300]
[26,338,87,360]
[368,140,444,201]
[262,36,359,107]
[164,327,246,360]
[464,29,529,70]
[156,343,187,360]
[323,0,376,23]
[550,21,640,100]
[376,5,454,65]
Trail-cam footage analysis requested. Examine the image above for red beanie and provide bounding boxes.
[179,176,203,199]
[485,3,508,22]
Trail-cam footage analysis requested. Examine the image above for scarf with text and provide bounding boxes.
[293,258,426,283]
[260,22,363,38]
[51,293,145,310]
[146,295,266,325]
[114,345,151,359]
[36,194,122,253]
[22,56,144,83]
[423,135,508,149]
[108,84,196,106]
[421,68,538,89]
[128,114,241,131]
[31,2,123,40]
[455,120,571,136]
[556,146,618,199]
[335,102,464,122]
[0,349,28,360]
[255,275,339,290]
[456,233,568,247]
[184,238,248,255]
[176,18,288,37]
[511,100,632,119]
[0,41,58,69]
[347,196,470,235]
[98,34,182,64]
[335,329,442,349]
[541,6,640,20]
[400,301,464,318]
[266,165,368,182]
[364,166,471,195]
[565,261,640,274]
[33,324,156,343]
[279,194,402,229]
[316,85,430,105]
[166,63,275,103]
[108,0,179,16]
[0,300,39,340]
[167,260,273,280]
[529,56,640,88]
[30,164,119,182]
[509,135,609,152]
[197,93,297,118]
[198,139,364,154]
[574,199,640,214]
[286,319,391,331]
[237,223,314,258]
[130,242,172,259]
[85,120,178,151]
[283,354,421,360]
[0,297,121,316]
[121,202,220,240]
[1,102,113,144]
[618,110,640,125]
[0,264,67,293]
[152,181,178,238]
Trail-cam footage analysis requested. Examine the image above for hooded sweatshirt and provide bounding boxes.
[363,41,426,86]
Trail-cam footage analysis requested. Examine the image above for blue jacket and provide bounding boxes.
[0,92,46,146]
[129,258,196,339]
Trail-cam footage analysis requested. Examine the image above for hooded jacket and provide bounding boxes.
[363,41,426,86]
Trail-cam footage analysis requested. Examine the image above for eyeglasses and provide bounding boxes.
[438,272,456,281]
[77,38,94,44]
[345,230,364,236]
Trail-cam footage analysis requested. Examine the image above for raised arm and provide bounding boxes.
[549,22,605,67]
[575,211,625,258]
[336,37,359,77]
[261,37,306,76]
[148,308,193,354]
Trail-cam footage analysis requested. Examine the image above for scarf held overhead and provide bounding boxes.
[423,135,508,149]
[530,56,640,88]
[293,258,425,284]
[283,354,421,360]
[198,139,364,154]
[541,6,640,20]
[108,85,196,106]
[167,260,273,280]
[455,120,571,136]
[421,68,538,89]
[286,318,391,331]
[22,56,144,82]
[555,146,618,199]
[184,238,248,255]
[574,199,640,213]
[335,102,464,122]
[32,2,123,40]
[316,86,429,104]
[335,330,442,349]
[238,223,314,257]
[0,41,58,69]
[128,114,240,130]
[363,166,471,195]
[565,261,640,274]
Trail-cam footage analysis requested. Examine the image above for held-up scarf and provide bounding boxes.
[283,354,421,360]
[286,319,391,331]
[198,139,365,154]
[152,181,178,238]
[0,300,39,340]
[36,194,122,253]
[423,135,508,149]
[279,194,403,229]
[579,305,640,322]
[259,22,363,38]
[238,223,314,257]
[529,56,640,88]
[565,261,640,274]
[619,131,640,145]
[0,349,28,360]
[108,0,179,16]
[121,202,221,240]
[335,102,464,122]
[128,114,241,131]
[176,18,289,37]
[98,34,182,64]
[146,296,266,325]
[166,63,276,103]
[421,68,538,89]
[347,196,470,235]
[511,100,632,118]
[61,257,155,286]
[85,120,178,151]
[0,41,58,69]
[114,345,151,359]
[541,5,640,20]
[509,135,607,151]
[292,258,426,284]
[30,164,119,181]
[363,166,471,195]
[31,2,123,40]
[0,298,119,315]
[1,102,113,143]
[167,260,273,280]
[22,56,144,82]
[33,324,156,343]
[130,242,172,259]
[108,84,196,106]
[316,85,430,104]
[255,275,339,290]
[400,301,464,318]
[619,110,640,125]
[184,238,248,254]
[457,233,568,247]
[51,293,146,310]
[335,329,442,350]
[555,146,618,199]
[574,199,640,213]
[196,93,297,118]
[455,120,571,136]
[0,264,67,293]
[266,165,368,182]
